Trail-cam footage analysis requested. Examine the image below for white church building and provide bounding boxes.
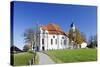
[35,23,69,51]
[34,23,87,51]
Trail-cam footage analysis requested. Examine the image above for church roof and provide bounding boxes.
[42,23,61,31]
[41,23,67,36]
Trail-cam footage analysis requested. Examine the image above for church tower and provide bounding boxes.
[70,22,76,32]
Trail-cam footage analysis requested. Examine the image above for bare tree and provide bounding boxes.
[23,44,32,51]
[24,28,35,50]
[88,35,97,48]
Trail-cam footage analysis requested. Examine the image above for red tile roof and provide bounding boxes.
[41,23,67,36]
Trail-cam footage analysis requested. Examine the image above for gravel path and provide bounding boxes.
[37,52,55,65]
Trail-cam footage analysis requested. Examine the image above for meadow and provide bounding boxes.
[44,48,97,63]
[13,52,36,66]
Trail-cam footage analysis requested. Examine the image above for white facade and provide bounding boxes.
[36,28,69,51]
[34,23,87,51]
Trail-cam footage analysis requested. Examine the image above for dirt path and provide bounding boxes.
[37,52,55,65]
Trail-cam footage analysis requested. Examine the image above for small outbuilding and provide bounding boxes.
[81,42,87,48]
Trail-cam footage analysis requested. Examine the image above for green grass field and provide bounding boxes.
[45,48,97,63]
[13,52,35,66]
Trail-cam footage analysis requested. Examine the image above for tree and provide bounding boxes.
[24,28,35,50]
[87,35,97,48]
[68,28,85,48]
[23,44,32,51]
[68,28,74,43]
[75,28,84,48]
[94,35,97,47]
[81,32,87,42]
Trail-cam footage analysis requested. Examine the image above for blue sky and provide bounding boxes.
[12,1,97,49]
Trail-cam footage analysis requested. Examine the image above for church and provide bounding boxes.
[35,23,87,51]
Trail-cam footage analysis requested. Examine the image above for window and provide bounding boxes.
[62,37,64,39]
[55,39,57,44]
[61,40,62,45]
[53,36,55,38]
[43,30,45,34]
[43,30,45,38]
[64,40,66,45]
[42,39,44,45]
[51,39,53,45]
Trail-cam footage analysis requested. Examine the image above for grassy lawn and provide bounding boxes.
[13,52,36,66]
[44,48,97,63]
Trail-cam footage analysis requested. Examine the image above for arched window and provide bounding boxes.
[43,30,45,38]
[61,40,62,45]
[42,38,44,45]
[64,40,66,45]
[51,39,53,45]
[55,39,57,44]
[62,37,64,39]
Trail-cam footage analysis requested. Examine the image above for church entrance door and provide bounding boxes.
[42,46,45,51]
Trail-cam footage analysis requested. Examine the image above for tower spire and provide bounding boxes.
[70,20,75,32]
